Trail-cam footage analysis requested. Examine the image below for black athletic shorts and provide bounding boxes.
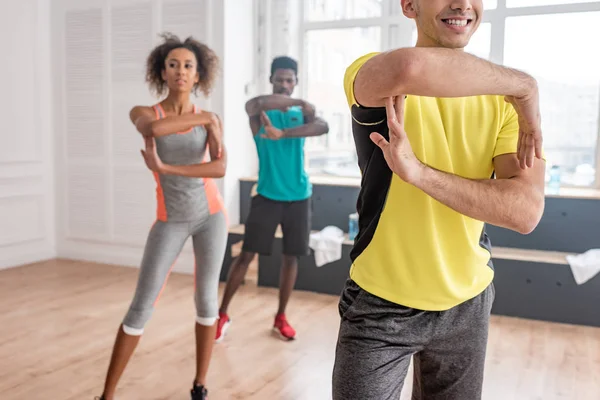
[242,194,311,256]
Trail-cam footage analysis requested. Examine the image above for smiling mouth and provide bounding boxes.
[442,18,472,27]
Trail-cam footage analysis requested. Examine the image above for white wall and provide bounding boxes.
[221,0,258,225]
[52,0,257,273]
[0,0,55,270]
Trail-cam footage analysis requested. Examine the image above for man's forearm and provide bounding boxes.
[356,48,535,107]
[246,95,305,116]
[411,165,544,234]
[283,118,329,138]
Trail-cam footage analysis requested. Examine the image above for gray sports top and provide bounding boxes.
[152,104,211,222]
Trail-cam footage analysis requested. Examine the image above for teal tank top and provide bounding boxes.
[254,106,312,202]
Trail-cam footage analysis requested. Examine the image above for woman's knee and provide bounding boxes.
[195,316,218,326]
[122,307,154,336]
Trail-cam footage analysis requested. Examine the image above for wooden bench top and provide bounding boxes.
[491,247,572,265]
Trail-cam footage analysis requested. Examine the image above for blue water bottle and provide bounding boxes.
[547,165,561,195]
[348,213,359,241]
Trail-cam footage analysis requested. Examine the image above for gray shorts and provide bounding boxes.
[332,279,495,400]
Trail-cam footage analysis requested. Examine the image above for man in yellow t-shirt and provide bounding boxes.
[332,1,546,399]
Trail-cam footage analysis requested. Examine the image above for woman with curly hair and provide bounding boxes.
[95,33,227,400]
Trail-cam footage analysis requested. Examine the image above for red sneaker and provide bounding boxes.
[215,312,230,343]
[273,314,296,341]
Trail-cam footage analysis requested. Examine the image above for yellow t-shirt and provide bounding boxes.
[344,52,520,311]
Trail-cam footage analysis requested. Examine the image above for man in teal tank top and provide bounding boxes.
[216,56,329,342]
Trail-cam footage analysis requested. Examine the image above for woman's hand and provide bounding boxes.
[140,136,165,173]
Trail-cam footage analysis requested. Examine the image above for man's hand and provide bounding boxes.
[505,83,543,169]
[140,136,164,173]
[260,111,285,140]
[206,113,223,159]
[301,100,316,122]
[370,96,423,185]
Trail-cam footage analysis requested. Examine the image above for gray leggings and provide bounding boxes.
[122,212,227,335]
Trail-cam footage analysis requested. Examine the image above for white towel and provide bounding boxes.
[309,226,345,267]
[566,249,600,285]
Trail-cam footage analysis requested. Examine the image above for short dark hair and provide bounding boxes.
[146,32,220,97]
[270,56,298,77]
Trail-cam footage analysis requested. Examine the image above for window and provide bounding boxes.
[507,0,599,7]
[266,0,600,188]
[304,27,381,177]
[306,0,383,21]
[504,12,600,186]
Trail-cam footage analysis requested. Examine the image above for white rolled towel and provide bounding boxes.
[309,226,345,267]
[566,249,600,285]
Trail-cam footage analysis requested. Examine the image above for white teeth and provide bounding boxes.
[446,19,468,26]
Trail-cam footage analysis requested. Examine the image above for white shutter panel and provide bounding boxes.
[110,1,159,243]
[162,0,207,42]
[111,1,155,163]
[64,8,106,161]
[64,6,109,239]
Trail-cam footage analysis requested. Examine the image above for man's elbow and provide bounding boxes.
[356,50,419,105]
[319,119,330,135]
[245,99,261,116]
[387,49,420,89]
[514,192,545,235]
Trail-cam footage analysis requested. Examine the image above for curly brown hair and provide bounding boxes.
[145,32,219,97]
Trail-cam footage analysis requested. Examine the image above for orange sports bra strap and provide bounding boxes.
[153,104,165,119]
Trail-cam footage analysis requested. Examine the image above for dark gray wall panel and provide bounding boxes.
[491,258,600,327]
[486,197,600,254]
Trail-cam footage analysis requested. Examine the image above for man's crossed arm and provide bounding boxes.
[353,48,543,170]
[245,94,328,139]
[371,96,545,235]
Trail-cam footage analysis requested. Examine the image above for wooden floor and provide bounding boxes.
[1,260,599,400]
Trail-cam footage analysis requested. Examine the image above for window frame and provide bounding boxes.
[260,0,600,189]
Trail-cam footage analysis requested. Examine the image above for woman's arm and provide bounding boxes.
[130,105,219,138]
[140,116,227,178]
[162,115,227,177]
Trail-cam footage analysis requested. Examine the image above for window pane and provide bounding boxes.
[483,0,498,9]
[507,0,599,7]
[305,27,381,177]
[465,23,491,59]
[504,12,600,186]
[411,23,491,59]
[305,0,382,22]
[394,0,497,14]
